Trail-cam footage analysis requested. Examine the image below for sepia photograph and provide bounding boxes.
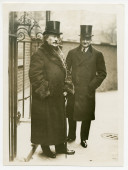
[2,1,126,167]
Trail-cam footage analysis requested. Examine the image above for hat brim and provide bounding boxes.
[43,31,63,35]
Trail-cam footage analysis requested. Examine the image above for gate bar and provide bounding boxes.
[22,41,25,118]
[14,38,18,157]
[29,41,32,119]
[9,12,18,161]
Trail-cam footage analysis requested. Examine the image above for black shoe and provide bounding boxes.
[41,145,56,158]
[81,140,87,148]
[44,150,56,158]
[67,137,76,142]
[56,148,75,155]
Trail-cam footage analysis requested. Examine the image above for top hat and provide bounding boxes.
[80,25,94,38]
[43,21,62,35]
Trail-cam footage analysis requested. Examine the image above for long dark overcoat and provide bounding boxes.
[66,45,107,121]
[29,43,66,145]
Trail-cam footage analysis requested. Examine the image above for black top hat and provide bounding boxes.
[80,25,94,38]
[43,21,62,35]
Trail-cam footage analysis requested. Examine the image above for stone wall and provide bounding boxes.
[17,41,117,93]
[62,41,117,92]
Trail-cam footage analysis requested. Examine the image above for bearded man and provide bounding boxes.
[29,21,75,158]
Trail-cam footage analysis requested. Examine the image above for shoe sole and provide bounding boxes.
[80,143,87,148]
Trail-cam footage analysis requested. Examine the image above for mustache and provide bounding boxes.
[83,42,89,44]
[53,41,59,44]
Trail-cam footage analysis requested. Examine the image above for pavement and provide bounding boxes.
[14,91,123,166]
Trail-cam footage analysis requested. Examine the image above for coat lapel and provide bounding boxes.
[76,45,93,66]
[39,43,66,74]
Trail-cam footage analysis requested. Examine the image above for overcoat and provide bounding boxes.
[29,42,67,145]
[66,45,107,121]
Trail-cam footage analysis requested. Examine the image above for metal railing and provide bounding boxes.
[17,39,42,120]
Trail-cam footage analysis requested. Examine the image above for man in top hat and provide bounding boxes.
[29,21,75,158]
[66,25,107,148]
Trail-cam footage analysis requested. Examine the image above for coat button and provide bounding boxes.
[76,79,79,84]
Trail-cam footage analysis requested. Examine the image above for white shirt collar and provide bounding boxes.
[81,46,89,53]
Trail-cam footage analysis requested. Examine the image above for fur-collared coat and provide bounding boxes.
[66,45,107,121]
[29,43,67,145]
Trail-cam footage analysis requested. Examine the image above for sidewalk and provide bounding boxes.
[15,91,122,166]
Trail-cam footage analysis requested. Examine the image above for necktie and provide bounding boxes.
[83,48,85,53]
[83,47,88,53]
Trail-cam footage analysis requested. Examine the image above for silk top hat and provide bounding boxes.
[43,21,62,35]
[80,25,94,38]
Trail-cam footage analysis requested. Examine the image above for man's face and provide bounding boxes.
[80,37,92,48]
[46,34,60,47]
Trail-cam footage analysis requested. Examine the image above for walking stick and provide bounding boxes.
[57,46,73,159]
[24,144,38,162]
[64,95,67,158]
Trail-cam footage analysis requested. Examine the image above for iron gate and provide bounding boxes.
[9,11,50,161]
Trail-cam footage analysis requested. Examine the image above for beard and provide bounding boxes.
[51,42,59,50]
[52,46,59,50]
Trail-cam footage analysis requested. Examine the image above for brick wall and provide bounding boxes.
[18,40,42,93]
[18,42,31,93]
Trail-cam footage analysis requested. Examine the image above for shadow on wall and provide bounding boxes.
[62,41,117,92]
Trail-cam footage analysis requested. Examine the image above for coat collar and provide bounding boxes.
[76,45,93,66]
[39,42,66,74]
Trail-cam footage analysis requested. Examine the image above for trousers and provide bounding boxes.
[68,118,91,140]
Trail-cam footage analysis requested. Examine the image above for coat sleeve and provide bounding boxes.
[64,51,75,94]
[29,52,50,99]
[88,52,107,92]
[66,51,72,71]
